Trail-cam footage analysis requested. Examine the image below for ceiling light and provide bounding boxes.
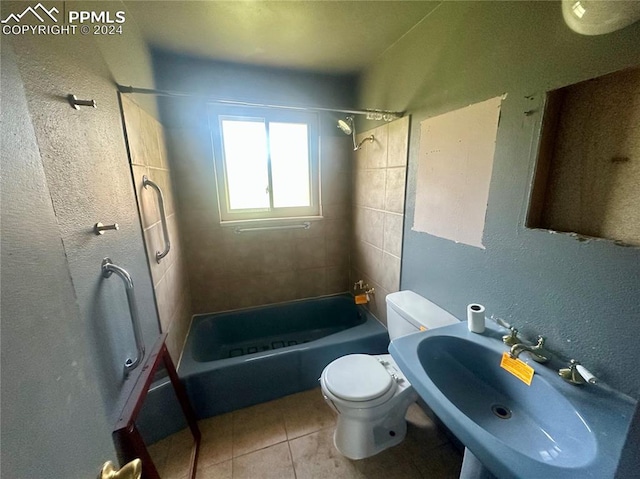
[562,0,640,35]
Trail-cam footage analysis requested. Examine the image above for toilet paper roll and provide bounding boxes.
[467,304,486,333]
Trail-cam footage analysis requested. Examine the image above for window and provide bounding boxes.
[210,106,320,222]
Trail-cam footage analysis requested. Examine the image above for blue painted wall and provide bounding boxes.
[359,0,640,399]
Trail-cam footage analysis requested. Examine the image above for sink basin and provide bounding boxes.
[389,322,636,479]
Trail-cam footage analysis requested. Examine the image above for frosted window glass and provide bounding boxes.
[221,119,269,210]
[269,122,311,208]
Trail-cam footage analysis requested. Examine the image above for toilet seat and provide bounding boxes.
[323,354,395,402]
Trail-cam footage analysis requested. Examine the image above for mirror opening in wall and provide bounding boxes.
[526,66,640,247]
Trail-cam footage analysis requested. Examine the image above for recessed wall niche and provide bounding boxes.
[527,67,640,246]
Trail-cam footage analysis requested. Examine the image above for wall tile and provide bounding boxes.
[325,237,349,268]
[144,223,168,287]
[322,203,350,220]
[351,240,382,280]
[383,213,404,258]
[131,164,158,229]
[388,116,410,167]
[148,167,175,217]
[352,169,366,207]
[350,118,409,324]
[367,124,388,169]
[139,108,163,169]
[321,169,350,205]
[358,207,385,249]
[123,99,193,348]
[353,138,367,170]
[295,236,326,270]
[324,217,350,242]
[191,277,229,315]
[121,96,143,166]
[292,220,325,239]
[261,271,299,304]
[385,167,407,213]
[167,214,183,266]
[226,275,267,310]
[380,252,401,292]
[353,206,385,248]
[225,239,266,279]
[186,239,227,281]
[296,268,327,299]
[156,124,170,170]
[261,239,297,273]
[361,169,387,209]
[326,267,349,294]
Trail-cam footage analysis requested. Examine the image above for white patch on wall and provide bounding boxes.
[413,96,503,249]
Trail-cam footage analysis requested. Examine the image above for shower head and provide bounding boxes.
[337,115,375,151]
[337,116,353,135]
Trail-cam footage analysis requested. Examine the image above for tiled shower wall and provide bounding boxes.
[167,127,352,314]
[121,95,193,362]
[350,117,410,325]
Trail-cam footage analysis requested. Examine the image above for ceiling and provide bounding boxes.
[124,1,442,74]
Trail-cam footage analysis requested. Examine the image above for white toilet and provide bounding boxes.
[320,290,459,460]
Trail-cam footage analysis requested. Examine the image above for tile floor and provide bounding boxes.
[148,388,463,479]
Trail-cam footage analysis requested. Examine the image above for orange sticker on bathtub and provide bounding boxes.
[354,294,368,304]
[500,352,534,386]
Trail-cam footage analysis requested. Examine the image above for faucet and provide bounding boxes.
[559,359,597,385]
[510,336,550,363]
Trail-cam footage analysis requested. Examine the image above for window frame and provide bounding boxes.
[209,105,320,223]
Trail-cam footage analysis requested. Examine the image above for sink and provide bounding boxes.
[389,322,636,479]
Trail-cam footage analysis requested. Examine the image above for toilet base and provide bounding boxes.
[332,389,418,460]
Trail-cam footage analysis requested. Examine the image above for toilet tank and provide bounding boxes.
[386,291,459,340]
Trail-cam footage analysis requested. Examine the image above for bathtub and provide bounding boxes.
[179,294,390,418]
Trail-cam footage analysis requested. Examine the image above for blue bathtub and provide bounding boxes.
[179,294,390,418]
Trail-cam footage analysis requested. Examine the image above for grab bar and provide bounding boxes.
[234,222,311,234]
[101,258,145,375]
[142,175,171,263]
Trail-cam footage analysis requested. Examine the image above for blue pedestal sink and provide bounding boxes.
[389,322,636,479]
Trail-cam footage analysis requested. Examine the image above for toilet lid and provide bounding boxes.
[323,354,394,402]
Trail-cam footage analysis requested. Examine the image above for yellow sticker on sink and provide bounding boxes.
[500,352,534,386]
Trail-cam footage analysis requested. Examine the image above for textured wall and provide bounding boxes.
[153,53,356,314]
[1,1,161,476]
[1,42,116,479]
[11,27,161,411]
[350,117,410,324]
[121,95,193,363]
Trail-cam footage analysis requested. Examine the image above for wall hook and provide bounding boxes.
[94,222,119,235]
[68,94,96,110]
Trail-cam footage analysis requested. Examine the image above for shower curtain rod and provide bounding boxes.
[117,85,403,121]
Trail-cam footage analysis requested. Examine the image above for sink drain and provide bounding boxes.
[491,404,512,419]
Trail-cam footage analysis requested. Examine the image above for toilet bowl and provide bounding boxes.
[320,353,417,459]
[320,291,459,459]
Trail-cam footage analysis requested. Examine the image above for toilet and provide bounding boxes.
[320,290,459,460]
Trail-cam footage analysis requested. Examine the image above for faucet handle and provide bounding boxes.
[502,327,520,346]
[559,359,598,385]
